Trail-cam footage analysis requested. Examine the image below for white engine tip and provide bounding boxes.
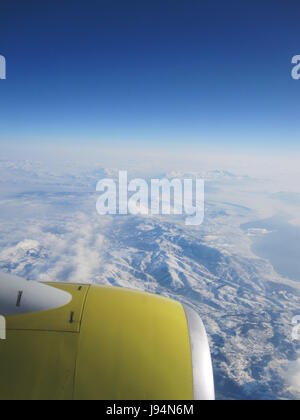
[0,273,72,316]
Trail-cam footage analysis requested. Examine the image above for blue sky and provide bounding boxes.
[0,0,299,151]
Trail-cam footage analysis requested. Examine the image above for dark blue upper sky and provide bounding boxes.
[0,0,299,150]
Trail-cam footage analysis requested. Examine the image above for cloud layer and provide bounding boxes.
[0,159,300,400]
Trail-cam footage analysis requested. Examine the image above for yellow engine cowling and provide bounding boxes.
[0,277,215,400]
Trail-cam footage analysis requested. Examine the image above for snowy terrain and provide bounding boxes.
[0,158,300,400]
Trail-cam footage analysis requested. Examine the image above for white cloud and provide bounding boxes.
[285,359,300,399]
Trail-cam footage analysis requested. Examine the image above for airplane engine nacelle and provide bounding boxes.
[0,273,215,400]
